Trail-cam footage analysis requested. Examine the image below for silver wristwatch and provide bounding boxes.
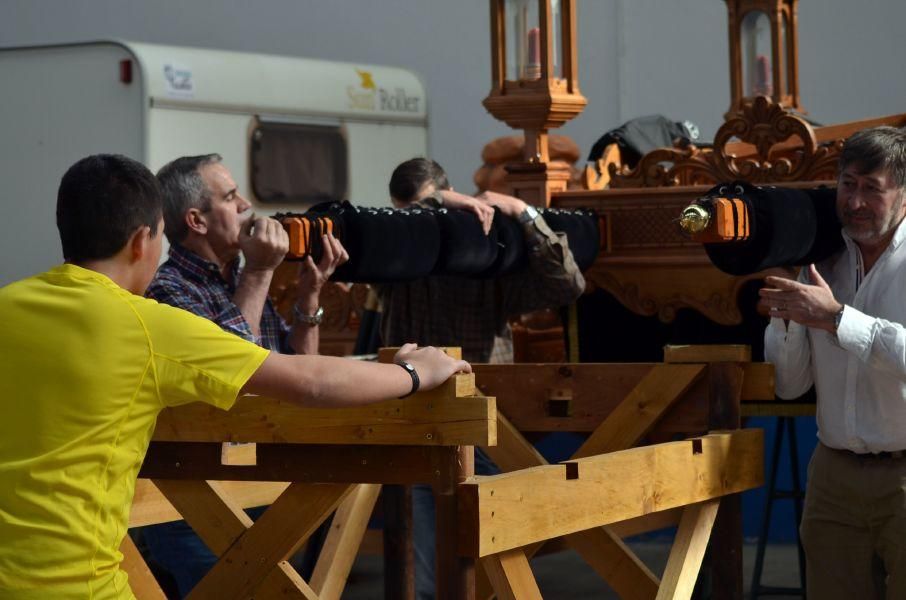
[517,204,540,225]
[833,306,845,332]
[294,305,324,326]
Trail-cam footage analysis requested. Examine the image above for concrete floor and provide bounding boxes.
[342,542,804,599]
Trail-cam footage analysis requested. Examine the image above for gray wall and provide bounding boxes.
[2,0,905,190]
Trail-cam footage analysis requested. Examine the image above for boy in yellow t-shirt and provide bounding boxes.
[0,154,470,599]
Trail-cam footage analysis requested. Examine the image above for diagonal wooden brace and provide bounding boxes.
[152,479,352,599]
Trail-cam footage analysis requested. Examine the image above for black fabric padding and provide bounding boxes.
[333,206,440,283]
[541,209,601,272]
[282,202,602,282]
[703,183,844,275]
[479,208,528,278]
[433,208,500,276]
[800,186,844,265]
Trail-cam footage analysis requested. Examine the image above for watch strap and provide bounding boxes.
[396,361,420,398]
[518,204,540,224]
[834,305,845,332]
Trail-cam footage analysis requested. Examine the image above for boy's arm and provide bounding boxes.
[241,344,470,407]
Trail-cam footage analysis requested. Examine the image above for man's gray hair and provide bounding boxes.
[840,126,906,190]
[156,153,223,244]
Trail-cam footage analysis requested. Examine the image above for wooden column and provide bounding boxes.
[435,445,476,600]
[383,485,415,600]
[707,361,745,600]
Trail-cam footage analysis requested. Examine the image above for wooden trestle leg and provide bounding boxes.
[435,445,475,600]
[707,361,745,600]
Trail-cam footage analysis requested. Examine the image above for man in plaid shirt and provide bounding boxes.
[146,154,346,353]
[139,154,347,596]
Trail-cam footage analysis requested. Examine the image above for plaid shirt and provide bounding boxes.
[146,244,291,353]
[377,206,585,363]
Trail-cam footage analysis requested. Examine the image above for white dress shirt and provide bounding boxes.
[764,219,906,453]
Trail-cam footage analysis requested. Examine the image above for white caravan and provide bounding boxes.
[0,40,429,284]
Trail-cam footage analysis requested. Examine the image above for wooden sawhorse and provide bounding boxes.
[124,365,495,600]
[468,344,772,599]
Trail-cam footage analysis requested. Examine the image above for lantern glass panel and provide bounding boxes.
[505,0,541,81]
[781,11,790,96]
[551,0,562,78]
[740,10,773,97]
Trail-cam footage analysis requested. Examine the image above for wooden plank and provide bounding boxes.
[655,501,719,600]
[310,483,382,600]
[378,346,463,363]
[571,364,705,458]
[473,364,711,433]
[150,479,324,599]
[130,479,289,527]
[740,363,774,401]
[481,549,543,600]
[475,364,772,432]
[140,442,462,486]
[458,430,763,557]
[708,363,745,600]
[567,527,659,600]
[187,482,353,599]
[435,446,475,600]
[479,411,547,473]
[119,533,167,600]
[383,485,415,600]
[153,373,496,447]
[476,560,497,600]
[221,442,256,465]
[609,508,682,538]
[255,562,320,600]
[151,479,252,555]
[476,409,671,596]
[663,345,751,363]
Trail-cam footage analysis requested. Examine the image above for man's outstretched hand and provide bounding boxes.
[759,264,843,332]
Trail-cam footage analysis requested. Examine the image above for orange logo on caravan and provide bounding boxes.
[356,69,376,90]
[347,68,420,113]
[348,69,377,110]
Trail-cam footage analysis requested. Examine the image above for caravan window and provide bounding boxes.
[250,120,348,206]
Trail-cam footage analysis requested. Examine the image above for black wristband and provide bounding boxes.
[396,361,420,398]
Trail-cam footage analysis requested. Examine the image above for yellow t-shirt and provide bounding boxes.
[0,264,270,599]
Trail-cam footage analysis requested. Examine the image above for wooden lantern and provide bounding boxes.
[483,0,587,207]
[725,0,803,117]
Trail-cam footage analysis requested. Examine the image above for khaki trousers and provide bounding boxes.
[801,443,906,599]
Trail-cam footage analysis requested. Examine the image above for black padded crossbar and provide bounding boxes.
[276,201,601,283]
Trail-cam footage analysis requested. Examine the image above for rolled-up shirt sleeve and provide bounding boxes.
[499,216,586,316]
[836,305,906,383]
[764,316,814,399]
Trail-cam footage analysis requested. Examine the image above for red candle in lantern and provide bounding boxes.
[525,27,541,80]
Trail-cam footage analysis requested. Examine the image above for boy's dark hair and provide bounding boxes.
[156,154,222,244]
[56,154,163,263]
[389,158,450,204]
[840,126,906,189]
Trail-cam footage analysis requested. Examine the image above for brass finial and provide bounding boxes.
[679,204,711,234]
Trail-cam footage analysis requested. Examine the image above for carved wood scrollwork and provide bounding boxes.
[584,267,752,325]
[609,96,842,188]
